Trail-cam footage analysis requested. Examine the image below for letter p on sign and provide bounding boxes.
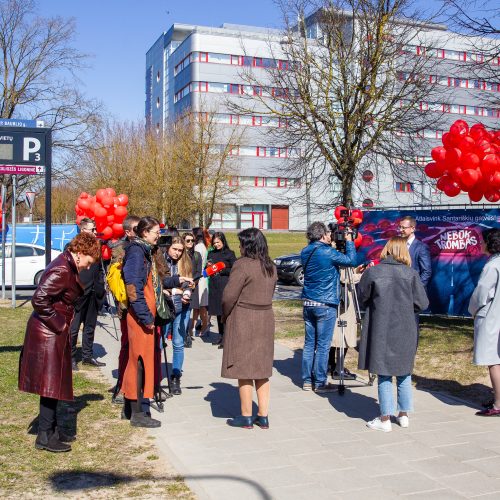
[23,137,41,161]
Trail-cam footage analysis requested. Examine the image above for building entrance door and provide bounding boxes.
[252,212,265,229]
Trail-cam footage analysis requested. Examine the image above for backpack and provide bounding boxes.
[106,261,127,304]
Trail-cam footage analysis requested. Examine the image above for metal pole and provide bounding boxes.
[45,130,52,267]
[11,176,16,308]
[1,184,6,299]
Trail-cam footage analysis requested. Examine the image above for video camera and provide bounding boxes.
[157,235,172,248]
[328,209,358,253]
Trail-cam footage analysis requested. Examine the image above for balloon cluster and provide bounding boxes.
[334,206,364,248]
[75,188,129,259]
[425,120,500,202]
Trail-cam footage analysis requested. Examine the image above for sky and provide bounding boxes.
[41,0,285,123]
[41,0,442,123]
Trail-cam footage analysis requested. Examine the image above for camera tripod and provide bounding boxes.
[333,266,376,395]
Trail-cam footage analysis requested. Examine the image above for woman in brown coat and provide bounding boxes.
[221,228,277,429]
[18,232,101,452]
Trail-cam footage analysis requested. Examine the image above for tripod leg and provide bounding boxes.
[161,326,173,394]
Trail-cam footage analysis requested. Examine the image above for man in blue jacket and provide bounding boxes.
[301,222,357,392]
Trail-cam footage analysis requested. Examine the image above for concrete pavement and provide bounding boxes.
[93,315,500,499]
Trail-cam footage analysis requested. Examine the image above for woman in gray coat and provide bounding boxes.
[221,228,277,429]
[358,236,429,432]
[468,228,500,417]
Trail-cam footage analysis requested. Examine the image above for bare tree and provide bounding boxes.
[0,0,103,204]
[440,0,499,107]
[230,0,448,208]
[190,109,244,227]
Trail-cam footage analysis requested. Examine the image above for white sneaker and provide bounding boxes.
[367,417,392,432]
[397,415,409,428]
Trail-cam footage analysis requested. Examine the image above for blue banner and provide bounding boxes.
[3,223,77,251]
[357,209,500,316]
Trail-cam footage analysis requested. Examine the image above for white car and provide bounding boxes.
[0,243,61,287]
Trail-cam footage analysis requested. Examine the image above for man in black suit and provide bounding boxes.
[70,218,106,370]
[398,216,432,289]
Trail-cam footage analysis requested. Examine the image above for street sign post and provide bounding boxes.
[0,125,51,306]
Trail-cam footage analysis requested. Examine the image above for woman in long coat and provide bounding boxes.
[358,236,428,432]
[18,232,101,452]
[221,228,277,429]
[207,231,236,347]
[469,228,500,416]
[121,216,161,428]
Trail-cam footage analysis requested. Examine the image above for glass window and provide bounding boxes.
[255,177,265,186]
[239,115,253,126]
[266,177,278,187]
[362,198,374,207]
[33,247,45,256]
[277,178,287,187]
[240,176,254,186]
[208,53,231,64]
[229,84,240,94]
[257,147,266,157]
[208,82,228,93]
[242,56,253,67]
[15,245,35,257]
[215,113,231,124]
[269,147,278,157]
[252,116,262,126]
[239,146,256,156]
[231,55,241,65]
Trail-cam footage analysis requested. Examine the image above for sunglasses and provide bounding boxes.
[185,238,194,242]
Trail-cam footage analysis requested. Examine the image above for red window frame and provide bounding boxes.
[279,60,289,70]
[231,55,241,65]
[257,147,266,157]
[230,115,239,125]
[252,116,262,126]
[277,178,287,187]
[228,176,239,186]
[229,146,240,156]
[254,57,263,67]
[199,52,208,62]
[254,177,265,187]
[229,84,241,94]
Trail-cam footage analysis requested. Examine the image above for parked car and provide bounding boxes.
[274,253,303,286]
[0,243,61,287]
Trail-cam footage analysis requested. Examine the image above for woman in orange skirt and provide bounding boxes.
[121,216,161,428]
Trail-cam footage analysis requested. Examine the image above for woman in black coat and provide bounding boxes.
[207,231,236,347]
[357,236,429,433]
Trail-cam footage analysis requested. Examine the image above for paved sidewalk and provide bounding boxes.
[94,316,500,499]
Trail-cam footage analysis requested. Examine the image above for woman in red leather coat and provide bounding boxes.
[18,232,101,452]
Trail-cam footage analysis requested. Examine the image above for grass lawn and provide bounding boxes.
[216,231,306,260]
[0,306,193,499]
[273,300,492,406]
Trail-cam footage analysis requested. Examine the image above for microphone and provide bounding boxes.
[202,261,226,278]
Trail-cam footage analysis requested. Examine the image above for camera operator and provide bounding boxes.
[301,221,357,393]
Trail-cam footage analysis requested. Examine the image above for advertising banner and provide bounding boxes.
[357,209,500,316]
[2,223,77,251]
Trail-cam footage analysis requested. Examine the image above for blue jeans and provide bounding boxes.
[169,304,191,377]
[302,306,337,386]
[377,374,413,416]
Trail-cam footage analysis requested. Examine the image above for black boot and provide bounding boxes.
[121,398,132,420]
[130,400,161,428]
[171,375,182,395]
[53,426,76,443]
[35,430,71,452]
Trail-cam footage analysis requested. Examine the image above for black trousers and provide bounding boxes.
[39,396,58,432]
[70,292,98,360]
[216,315,225,337]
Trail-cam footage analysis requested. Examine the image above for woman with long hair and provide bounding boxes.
[183,232,203,344]
[192,227,209,335]
[121,216,162,428]
[221,228,277,429]
[469,228,500,416]
[208,231,237,348]
[19,232,101,452]
[358,236,429,432]
[164,236,193,395]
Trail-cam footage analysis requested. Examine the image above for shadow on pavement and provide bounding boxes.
[413,374,487,409]
[273,349,303,389]
[49,470,272,499]
[204,382,257,418]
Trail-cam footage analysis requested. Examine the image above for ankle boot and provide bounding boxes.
[35,430,71,452]
[171,375,182,395]
[130,400,161,428]
[121,398,132,420]
[53,426,76,442]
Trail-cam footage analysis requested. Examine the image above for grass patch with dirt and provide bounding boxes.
[273,300,491,406]
[0,306,193,499]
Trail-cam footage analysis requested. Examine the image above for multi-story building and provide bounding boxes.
[146,17,499,230]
